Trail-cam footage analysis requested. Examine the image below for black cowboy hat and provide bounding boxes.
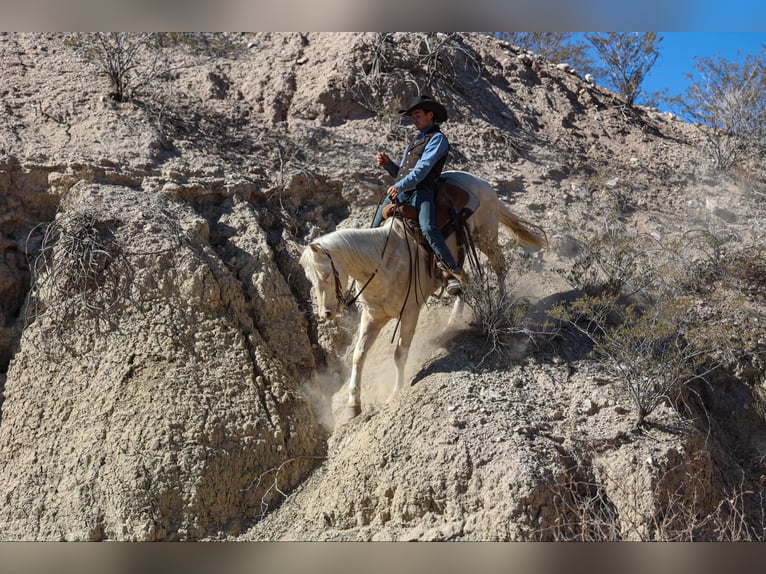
[398,94,448,123]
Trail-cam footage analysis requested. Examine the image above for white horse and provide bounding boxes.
[299,170,547,417]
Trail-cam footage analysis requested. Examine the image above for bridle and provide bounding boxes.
[314,245,378,311]
[312,215,416,343]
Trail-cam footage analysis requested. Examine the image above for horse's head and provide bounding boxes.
[300,243,344,320]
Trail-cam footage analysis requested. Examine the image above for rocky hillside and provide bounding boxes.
[0,32,764,541]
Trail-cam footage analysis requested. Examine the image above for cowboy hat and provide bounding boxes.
[398,94,448,123]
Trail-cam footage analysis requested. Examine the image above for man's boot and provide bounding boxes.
[438,262,464,296]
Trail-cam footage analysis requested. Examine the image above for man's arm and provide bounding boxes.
[377,151,400,178]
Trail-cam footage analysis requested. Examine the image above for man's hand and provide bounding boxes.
[378,152,398,200]
[376,152,391,167]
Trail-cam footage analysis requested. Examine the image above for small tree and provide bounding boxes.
[671,48,766,171]
[585,32,662,106]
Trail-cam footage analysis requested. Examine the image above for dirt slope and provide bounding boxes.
[0,32,764,540]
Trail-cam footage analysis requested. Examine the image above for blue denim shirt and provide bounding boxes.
[383,128,449,192]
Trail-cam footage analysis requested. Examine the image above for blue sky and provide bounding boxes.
[642,33,766,108]
[568,31,765,112]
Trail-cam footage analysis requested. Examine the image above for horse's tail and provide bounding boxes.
[497,202,548,249]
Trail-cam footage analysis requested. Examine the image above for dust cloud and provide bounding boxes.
[301,298,472,431]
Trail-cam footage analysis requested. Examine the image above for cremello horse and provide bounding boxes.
[300,170,547,417]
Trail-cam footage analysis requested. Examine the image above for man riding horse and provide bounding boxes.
[372,95,464,296]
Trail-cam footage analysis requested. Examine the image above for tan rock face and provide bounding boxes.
[0,183,323,540]
[0,159,62,378]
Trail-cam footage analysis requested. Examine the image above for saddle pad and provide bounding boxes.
[434,179,480,228]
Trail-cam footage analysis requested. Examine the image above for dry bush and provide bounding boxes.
[415,32,483,89]
[553,294,732,428]
[551,223,749,429]
[241,455,327,522]
[66,33,246,103]
[584,32,662,107]
[460,253,553,365]
[66,33,170,102]
[536,457,766,541]
[23,199,186,349]
[537,466,622,541]
[24,209,132,336]
[671,48,766,172]
[557,221,664,297]
[557,219,751,302]
[461,269,531,365]
[353,32,483,120]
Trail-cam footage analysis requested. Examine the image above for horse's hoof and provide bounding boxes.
[345,404,362,418]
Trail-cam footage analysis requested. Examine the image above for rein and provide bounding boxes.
[391,214,423,343]
[317,198,406,311]
[372,199,420,343]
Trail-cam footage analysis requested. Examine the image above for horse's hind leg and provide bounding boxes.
[482,236,507,281]
[346,309,385,417]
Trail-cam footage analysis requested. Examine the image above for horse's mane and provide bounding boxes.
[322,222,396,265]
[302,220,403,271]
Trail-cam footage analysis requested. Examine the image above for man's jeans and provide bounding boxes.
[372,187,460,273]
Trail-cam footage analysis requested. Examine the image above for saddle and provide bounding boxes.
[381,178,480,271]
[381,178,480,237]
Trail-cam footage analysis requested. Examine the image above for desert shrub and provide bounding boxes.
[551,222,750,428]
[462,268,531,364]
[553,293,733,428]
[585,32,662,107]
[25,208,132,335]
[460,252,554,364]
[24,197,185,348]
[353,32,482,120]
[66,32,245,102]
[557,220,749,302]
[415,32,482,88]
[557,222,664,298]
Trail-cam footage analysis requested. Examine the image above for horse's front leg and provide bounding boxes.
[346,309,385,417]
[388,308,421,400]
[448,297,464,326]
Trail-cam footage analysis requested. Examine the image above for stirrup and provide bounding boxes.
[446,278,463,296]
